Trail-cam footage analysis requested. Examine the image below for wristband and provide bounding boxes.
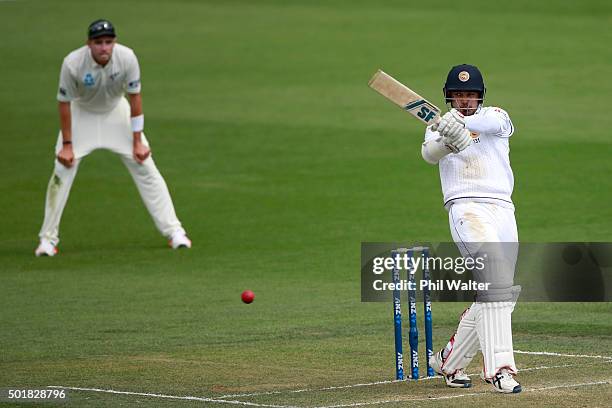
[131,114,144,132]
[62,140,72,145]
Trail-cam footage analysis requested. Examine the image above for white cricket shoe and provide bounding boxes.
[429,350,472,388]
[481,368,522,393]
[169,231,192,249]
[35,239,58,257]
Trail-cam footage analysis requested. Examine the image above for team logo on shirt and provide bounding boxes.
[83,73,95,87]
[458,71,470,82]
[59,87,67,96]
[110,71,120,81]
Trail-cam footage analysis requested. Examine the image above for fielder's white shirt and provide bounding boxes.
[424,107,515,209]
[57,43,141,112]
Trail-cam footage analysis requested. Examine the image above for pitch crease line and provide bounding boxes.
[219,379,444,398]
[49,355,611,404]
[48,379,610,407]
[313,380,611,408]
[219,381,399,398]
[220,359,608,398]
[47,386,296,408]
[515,350,612,360]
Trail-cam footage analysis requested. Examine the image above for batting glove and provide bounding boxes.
[443,128,472,153]
[431,108,465,134]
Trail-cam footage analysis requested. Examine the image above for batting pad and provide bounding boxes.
[476,301,517,378]
[441,305,480,374]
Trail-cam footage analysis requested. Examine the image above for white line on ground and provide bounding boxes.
[47,386,295,408]
[49,378,611,408]
[219,359,608,398]
[520,363,574,372]
[48,351,612,406]
[219,381,398,398]
[515,350,612,360]
[219,378,442,398]
[462,362,579,378]
[313,380,611,408]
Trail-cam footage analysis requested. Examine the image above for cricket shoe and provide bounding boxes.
[169,230,192,249]
[481,368,522,393]
[429,350,472,388]
[35,239,58,257]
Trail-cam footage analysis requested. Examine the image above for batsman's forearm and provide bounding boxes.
[58,101,72,142]
[421,137,453,165]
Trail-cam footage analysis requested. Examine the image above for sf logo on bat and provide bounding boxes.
[404,100,440,124]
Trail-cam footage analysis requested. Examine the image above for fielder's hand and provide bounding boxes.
[57,144,75,168]
[133,140,151,164]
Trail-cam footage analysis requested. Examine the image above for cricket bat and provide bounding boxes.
[368,70,441,126]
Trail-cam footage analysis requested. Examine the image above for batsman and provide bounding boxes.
[422,64,522,393]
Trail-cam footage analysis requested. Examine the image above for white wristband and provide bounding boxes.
[131,114,144,132]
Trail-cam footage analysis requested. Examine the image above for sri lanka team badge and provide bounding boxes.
[458,71,470,82]
[84,73,95,87]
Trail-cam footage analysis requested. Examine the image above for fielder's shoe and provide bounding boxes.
[169,231,192,249]
[429,350,472,388]
[35,239,58,257]
[481,368,522,393]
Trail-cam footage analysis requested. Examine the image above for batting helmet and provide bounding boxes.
[443,64,485,103]
[88,19,116,39]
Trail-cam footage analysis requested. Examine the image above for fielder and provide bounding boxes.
[35,19,191,256]
[421,64,521,393]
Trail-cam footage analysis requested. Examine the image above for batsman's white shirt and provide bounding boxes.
[426,107,519,378]
[424,107,515,209]
[57,44,141,112]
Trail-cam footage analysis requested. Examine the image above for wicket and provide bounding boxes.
[391,247,434,380]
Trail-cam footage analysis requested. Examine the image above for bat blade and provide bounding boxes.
[368,70,441,125]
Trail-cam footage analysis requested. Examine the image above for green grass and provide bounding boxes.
[1,0,611,407]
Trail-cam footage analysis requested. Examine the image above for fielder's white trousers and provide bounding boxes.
[442,200,519,378]
[38,99,184,245]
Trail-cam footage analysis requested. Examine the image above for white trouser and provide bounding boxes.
[38,99,184,245]
[441,200,518,378]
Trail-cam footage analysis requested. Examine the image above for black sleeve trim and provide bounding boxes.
[444,196,513,207]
